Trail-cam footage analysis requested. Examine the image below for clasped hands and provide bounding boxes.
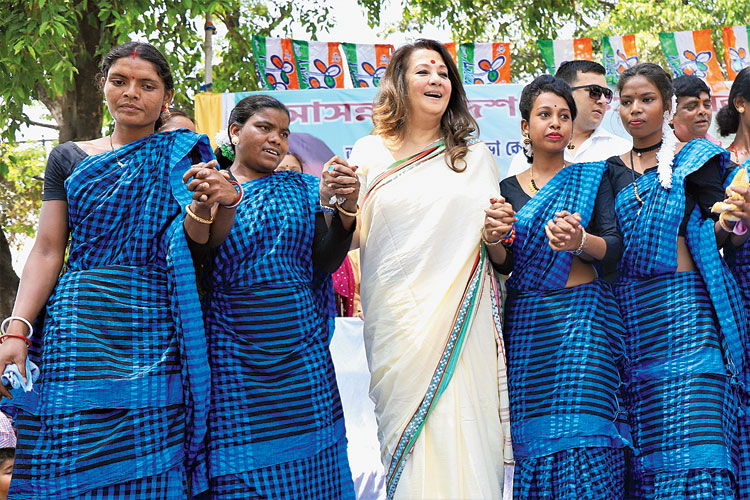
[320,156,360,214]
[545,211,585,252]
[182,160,238,210]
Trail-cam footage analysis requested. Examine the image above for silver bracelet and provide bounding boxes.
[1,316,33,339]
[569,227,587,256]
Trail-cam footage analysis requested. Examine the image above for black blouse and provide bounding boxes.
[495,173,622,277]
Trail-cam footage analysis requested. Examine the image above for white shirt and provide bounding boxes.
[504,126,632,178]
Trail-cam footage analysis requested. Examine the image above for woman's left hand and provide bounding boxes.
[320,156,360,213]
[727,185,750,227]
[183,160,237,208]
[546,210,583,252]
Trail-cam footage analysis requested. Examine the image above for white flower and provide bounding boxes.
[215,128,231,146]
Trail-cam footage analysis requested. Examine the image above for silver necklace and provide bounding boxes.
[109,135,125,167]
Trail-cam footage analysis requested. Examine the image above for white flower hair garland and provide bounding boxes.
[657,94,679,189]
[215,128,235,162]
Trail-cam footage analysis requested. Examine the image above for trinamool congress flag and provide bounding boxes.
[252,36,300,90]
[659,29,728,92]
[292,40,346,89]
[723,25,750,80]
[602,35,639,85]
[537,38,594,74]
[341,43,394,88]
[443,42,458,64]
[458,43,511,84]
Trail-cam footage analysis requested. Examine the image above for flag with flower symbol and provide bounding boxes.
[341,43,394,88]
[252,36,300,90]
[457,42,511,84]
[602,35,639,85]
[659,29,727,92]
[537,38,594,74]
[723,25,750,81]
[292,40,346,89]
[443,42,458,64]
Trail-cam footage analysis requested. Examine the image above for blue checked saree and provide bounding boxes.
[2,130,213,499]
[721,160,750,499]
[201,171,355,499]
[613,139,746,498]
[503,161,629,499]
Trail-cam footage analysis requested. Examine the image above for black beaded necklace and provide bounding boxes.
[632,140,662,157]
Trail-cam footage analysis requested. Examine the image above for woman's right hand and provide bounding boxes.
[0,338,28,400]
[483,197,516,243]
[320,156,359,208]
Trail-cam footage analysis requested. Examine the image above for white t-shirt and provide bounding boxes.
[505,126,632,178]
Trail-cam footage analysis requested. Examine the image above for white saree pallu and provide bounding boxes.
[349,135,513,500]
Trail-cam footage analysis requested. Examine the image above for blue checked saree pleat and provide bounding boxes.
[721,159,750,498]
[201,172,354,499]
[503,162,629,498]
[3,130,213,499]
[613,139,744,497]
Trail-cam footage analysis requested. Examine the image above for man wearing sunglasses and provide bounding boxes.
[506,60,631,177]
[671,74,722,146]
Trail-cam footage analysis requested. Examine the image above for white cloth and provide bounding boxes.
[350,135,512,500]
[505,125,632,178]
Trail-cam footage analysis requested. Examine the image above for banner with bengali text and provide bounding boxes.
[195,86,730,179]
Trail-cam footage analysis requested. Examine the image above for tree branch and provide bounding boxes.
[27,120,60,130]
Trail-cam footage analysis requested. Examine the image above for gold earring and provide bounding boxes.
[739,106,746,114]
[231,136,239,145]
[523,131,531,146]
[567,141,575,150]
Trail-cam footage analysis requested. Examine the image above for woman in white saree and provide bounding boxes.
[323,39,513,499]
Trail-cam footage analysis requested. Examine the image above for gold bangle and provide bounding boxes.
[336,203,360,217]
[185,204,214,224]
[480,228,503,246]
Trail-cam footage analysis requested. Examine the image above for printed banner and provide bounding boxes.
[602,35,639,85]
[537,38,594,74]
[659,29,727,92]
[723,25,750,81]
[251,36,300,90]
[443,42,458,64]
[195,85,656,178]
[458,43,511,84]
[292,40,346,89]
[341,43,394,88]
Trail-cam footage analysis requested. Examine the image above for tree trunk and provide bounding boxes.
[38,1,105,142]
[0,228,19,318]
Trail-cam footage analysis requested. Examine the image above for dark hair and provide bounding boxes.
[555,60,606,86]
[519,75,577,163]
[162,109,195,124]
[0,448,14,462]
[717,67,750,136]
[214,95,291,169]
[673,74,711,102]
[617,63,673,112]
[99,41,174,131]
[372,39,478,172]
[285,152,305,168]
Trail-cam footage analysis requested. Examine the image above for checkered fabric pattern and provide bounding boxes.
[613,139,746,497]
[504,280,629,460]
[513,446,626,499]
[0,411,14,448]
[204,436,355,500]
[77,464,187,500]
[201,171,351,492]
[4,130,213,498]
[506,161,608,292]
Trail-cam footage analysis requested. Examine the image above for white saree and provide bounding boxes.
[349,135,513,499]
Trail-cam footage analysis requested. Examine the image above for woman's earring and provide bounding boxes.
[567,141,575,150]
[231,136,239,145]
[522,131,531,146]
[739,106,746,114]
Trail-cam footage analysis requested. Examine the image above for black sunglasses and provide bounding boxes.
[570,84,613,103]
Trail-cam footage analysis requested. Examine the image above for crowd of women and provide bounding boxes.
[1,36,750,499]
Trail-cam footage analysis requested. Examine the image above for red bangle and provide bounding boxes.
[223,180,243,209]
[0,334,31,348]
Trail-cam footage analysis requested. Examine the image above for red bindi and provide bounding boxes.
[131,50,137,59]
[430,60,436,64]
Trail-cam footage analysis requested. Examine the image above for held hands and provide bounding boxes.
[546,211,584,252]
[183,160,237,209]
[726,185,750,229]
[320,156,360,214]
[483,197,516,243]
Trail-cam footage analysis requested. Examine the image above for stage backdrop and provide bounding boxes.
[195,86,730,178]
